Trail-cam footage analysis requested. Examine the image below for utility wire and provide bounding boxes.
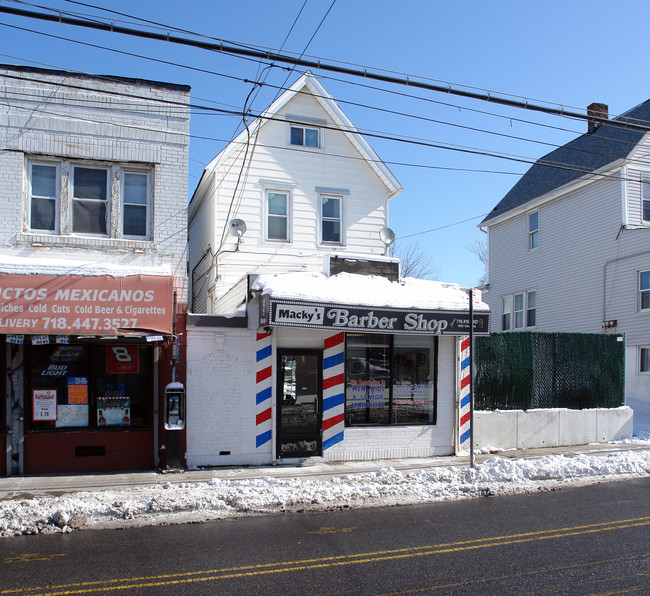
[3,21,646,159]
[2,4,650,132]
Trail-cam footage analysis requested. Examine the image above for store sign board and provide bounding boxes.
[0,273,173,335]
[260,297,490,335]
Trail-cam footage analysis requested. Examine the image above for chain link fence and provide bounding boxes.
[474,332,625,410]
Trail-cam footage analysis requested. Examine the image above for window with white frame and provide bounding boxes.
[501,295,512,331]
[640,270,650,311]
[502,290,536,330]
[266,190,290,241]
[642,181,650,223]
[320,194,342,244]
[72,166,108,235]
[122,172,150,238]
[640,347,650,373]
[526,290,537,327]
[528,210,539,250]
[27,158,152,240]
[290,124,320,148]
[29,163,59,232]
[514,293,525,328]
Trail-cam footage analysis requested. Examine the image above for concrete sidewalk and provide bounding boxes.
[2,441,649,501]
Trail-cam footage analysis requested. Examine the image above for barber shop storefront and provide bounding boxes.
[1,269,179,475]
[185,271,490,468]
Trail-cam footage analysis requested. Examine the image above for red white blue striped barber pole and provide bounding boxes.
[458,335,471,451]
[322,331,345,450]
[255,331,273,448]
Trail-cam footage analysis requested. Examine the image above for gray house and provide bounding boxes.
[482,100,650,399]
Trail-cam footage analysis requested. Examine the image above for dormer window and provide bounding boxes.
[290,124,320,148]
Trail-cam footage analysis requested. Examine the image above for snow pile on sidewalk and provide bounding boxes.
[2,449,649,538]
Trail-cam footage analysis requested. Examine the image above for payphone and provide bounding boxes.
[163,382,185,469]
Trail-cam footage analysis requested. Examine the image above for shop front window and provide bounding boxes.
[346,334,391,425]
[27,342,152,431]
[345,333,437,426]
[393,342,436,424]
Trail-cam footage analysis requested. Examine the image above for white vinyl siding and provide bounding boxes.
[191,85,392,307]
[486,177,625,336]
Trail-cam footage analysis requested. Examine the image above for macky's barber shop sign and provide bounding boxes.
[259,297,490,335]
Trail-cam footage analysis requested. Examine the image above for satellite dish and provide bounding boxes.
[229,219,247,237]
[379,227,396,246]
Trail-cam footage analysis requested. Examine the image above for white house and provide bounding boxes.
[0,64,190,475]
[482,100,650,399]
[186,73,491,466]
[188,72,403,315]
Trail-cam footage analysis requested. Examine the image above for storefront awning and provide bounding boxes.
[0,256,174,336]
[253,272,490,335]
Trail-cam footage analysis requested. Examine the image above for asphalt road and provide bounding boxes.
[1,477,649,595]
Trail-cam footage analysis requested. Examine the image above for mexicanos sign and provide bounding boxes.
[0,273,173,335]
[259,297,490,335]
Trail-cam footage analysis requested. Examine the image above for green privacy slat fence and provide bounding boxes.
[474,332,625,411]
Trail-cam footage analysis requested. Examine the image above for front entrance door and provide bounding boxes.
[277,350,322,458]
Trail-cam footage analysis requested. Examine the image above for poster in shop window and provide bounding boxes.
[106,345,139,374]
[32,389,57,421]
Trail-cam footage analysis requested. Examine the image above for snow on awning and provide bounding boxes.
[252,272,490,335]
[0,256,174,336]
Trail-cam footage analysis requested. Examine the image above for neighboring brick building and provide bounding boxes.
[0,64,190,475]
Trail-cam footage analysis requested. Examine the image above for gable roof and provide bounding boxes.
[482,99,650,224]
[191,72,402,208]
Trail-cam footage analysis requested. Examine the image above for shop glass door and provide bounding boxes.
[277,350,322,458]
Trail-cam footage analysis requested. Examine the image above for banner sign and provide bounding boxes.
[0,273,173,335]
[259,297,490,335]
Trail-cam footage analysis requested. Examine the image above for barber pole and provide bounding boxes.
[322,331,345,450]
[255,331,272,448]
[458,335,471,451]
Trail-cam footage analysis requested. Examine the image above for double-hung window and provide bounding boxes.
[502,290,536,330]
[528,210,539,250]
[27,158,152,241]
[123,172,149,238]
[642,181,650,223]
[321,195,342,244]
[501,295,512,331]
[640,270,650,311]
[514,293,525,328]
[29,163,59,232]
[73,166,108,235]
[641,347,650,373]
[267,190,290,241]
[526,290,537,327]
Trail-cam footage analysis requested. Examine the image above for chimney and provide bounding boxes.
[587,102,608,134]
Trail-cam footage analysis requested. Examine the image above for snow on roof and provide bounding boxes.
[251,271,489,312]
[0,255,171,278]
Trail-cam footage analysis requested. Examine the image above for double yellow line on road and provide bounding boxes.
[4,515,650,595]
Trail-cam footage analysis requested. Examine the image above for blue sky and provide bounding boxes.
[1,0,648,286]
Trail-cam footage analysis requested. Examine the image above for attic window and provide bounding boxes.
[290,124,320,148]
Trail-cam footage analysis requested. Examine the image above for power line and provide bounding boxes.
[1,72,643,185]
[3,4,650,132]
[4,20,646,162]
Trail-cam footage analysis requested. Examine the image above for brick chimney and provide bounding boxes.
[587,102,608,133]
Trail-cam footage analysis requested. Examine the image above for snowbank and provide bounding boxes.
[1,449,649,538]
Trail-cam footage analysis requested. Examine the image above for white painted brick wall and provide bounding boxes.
[186,326,458,466]
[0,65,190,303]
[185,326,274,467]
